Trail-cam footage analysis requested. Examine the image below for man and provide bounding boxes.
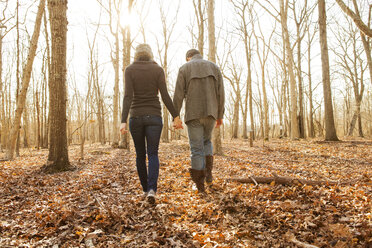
[173,49,224,193]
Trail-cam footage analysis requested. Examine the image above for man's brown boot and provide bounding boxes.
[189,168,206,193]
[205,155,213,183]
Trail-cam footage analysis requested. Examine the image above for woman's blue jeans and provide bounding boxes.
[129,115,163,193]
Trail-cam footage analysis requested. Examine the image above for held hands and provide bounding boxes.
[216,119,223,128]
[120,123,128,135]
[173,116,183,129]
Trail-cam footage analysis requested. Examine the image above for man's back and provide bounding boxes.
[173,54,225,123]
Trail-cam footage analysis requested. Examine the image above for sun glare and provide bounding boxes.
[119,7,138,30]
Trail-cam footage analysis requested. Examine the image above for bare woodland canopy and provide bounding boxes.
[0,0,371,157]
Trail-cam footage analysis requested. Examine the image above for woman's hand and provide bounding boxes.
[173,116,183,129]
[120,123,128,135]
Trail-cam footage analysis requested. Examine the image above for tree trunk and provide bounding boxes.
[318,0,339,141]
[161,46,169,143]
[232,94,239,139]
[161,32,170,143]
[0,30,5,151]
[308,29,315,138]
[261,70,269,141]
[208,0,222,154]
[44,0,71,172]
[193,0,204,56]
[6,0,45,160]
[36,91,41,149]
[297,31,305,139]
[245,40,254,143]
[15,0,21,157]
[43,9,51,148]
[23,105,29,148]
[357,104,363,137]
[112,33,120,147]
[279,0,300,140]
[120,0,133,149]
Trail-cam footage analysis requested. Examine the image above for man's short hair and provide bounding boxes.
[186,49,200,60]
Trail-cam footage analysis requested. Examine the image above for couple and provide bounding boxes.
[120,44,224,204]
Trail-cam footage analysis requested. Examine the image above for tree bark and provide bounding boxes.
[335,0,372,38]
[351,0,372,88]
[112,33,120,147]
[193,0,204,56]
[308,29,315,138]
[120,0,133,149]
[43,9,51,148]
[297,30,305,139]
[44,0,71,172]
[5,0,46,160]
[208,0,222,154]
[161,49,170,143]
[318,0,339,141]
[279,0,300,140]
[232,95,239,139]
[15,0,21,157]
[238,2,254,142]
[0,29,4,151]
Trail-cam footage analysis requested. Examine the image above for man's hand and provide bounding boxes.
[120,123,128,135]
[216,119,223,128]
[173,116,183,129]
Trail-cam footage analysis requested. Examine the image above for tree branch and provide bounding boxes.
[335,0,372,37]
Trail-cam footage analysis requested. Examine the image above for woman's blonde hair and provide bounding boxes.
[134,44,154,61]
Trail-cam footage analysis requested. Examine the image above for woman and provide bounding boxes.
[120,44,182,204]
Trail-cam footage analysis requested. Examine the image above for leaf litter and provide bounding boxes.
[0,139,371,247]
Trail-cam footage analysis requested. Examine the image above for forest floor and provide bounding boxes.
[0,138,371,247]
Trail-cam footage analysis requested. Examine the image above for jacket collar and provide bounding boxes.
[191,54,203,60]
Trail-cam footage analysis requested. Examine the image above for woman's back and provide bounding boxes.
[125,61,163,118]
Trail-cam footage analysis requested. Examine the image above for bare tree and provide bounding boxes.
[350,1,372,88]
[119,0,133,149]
[230,0,255,145]
[97,0,121,147]
[306,25,317,138]
[318,0,339,141]
[208,0,223,154]
[335,0,372,38]
[333,18,366,137]
[193,0,205,56]
[136,1,150,43]
[87,19,106,145]
[43,0,71,172]
[256,0,300,139]
[222,52,242,139]
[155,0,179,143]
[253,18,275,141]
[6,0,45,160]
[290,0,315,138]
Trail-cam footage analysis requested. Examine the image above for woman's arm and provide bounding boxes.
[121,68,133,123]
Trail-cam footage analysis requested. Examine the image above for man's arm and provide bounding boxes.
[173,68,186,115]
[217,68,225,121]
